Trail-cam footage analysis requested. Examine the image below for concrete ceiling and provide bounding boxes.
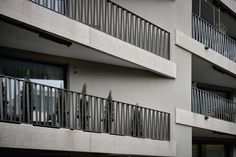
[193,127,236,141]
[0,20,144,70]
[192,54,236,89]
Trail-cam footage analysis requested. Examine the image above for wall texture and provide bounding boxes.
[0,0,193,156]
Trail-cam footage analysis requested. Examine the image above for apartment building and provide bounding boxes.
[0,0,235,157]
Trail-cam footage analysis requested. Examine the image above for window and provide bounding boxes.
[193,143,230,157]
[0,57,66,88]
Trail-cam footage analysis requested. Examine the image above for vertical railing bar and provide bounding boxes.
[114,5,117,37]
[0,77,3,120]
[109,2,113,35]
[43,85,47,125]
[93,96,96,131]
[62,90,65,128]
[100,98,104,132]
[30,83,34,124]
[89,95,92,131]
[125,104,128,135]
[46,87,50,125]
[121,103,124,135]
[120,8,123,40]
[56,89,60,127]
[65,91,68,128]
[17,80,21,123]
[125,11,128,42]
[115,101,118,134]
[13,79,17,122]
[22,79,26,123]
[8,78,13,122]
[34,84,38,125]
[74,92,78,129]
[78,93,81,130]
[26,82,30,123]
[38,85,42,125]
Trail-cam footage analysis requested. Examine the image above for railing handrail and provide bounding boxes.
[192,14,236,43]
[0,74,169,115]
[192,87,236,105]
[29,0,170,35]
[107,0,170,34]
[192,87,236,123]
[0,74,170,140]
[30,0,170,59]
[192,13,236,61]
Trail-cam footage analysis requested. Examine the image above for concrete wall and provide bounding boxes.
[176,30,236,76]
[0,122,176,156]
[71,46,192,157]
[176,108,236,136]
[0,0,176,78]
[1,43,192,157]
[109,1,193,157]
[111,0,192,61]
[0,0,193,156]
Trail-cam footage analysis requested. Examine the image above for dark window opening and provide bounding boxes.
[0,57,66,88]
[192,0,236,40]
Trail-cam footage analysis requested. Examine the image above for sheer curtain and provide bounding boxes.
[0,58,65,88]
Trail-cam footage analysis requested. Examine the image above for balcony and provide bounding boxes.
[0,75,170,141]
[192,14,236,62]
[30,0,170,60]
[192,87,236,123]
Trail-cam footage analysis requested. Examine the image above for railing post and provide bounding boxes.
[0,77,3,120]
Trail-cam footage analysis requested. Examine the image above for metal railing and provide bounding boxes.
[192,14,236,62]
[192,87,236,123]
[30,0,170,59]
[0,75,170,141]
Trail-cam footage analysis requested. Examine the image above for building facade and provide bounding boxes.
[0,0,235,157]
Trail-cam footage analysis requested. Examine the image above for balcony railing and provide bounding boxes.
[192,14,236,62]
[0,75,170,141]
[192,87,236,123]
[30,0,170,59]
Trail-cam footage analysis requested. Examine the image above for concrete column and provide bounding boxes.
[232,92,236,123]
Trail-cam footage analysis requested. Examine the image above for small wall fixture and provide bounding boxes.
[204,115,209,120]
[39,33,72,47]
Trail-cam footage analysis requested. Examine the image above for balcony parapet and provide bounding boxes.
[192,87,236,123]
[30,0,170,60]
[0,75,170,141]
[192,14,236,62]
